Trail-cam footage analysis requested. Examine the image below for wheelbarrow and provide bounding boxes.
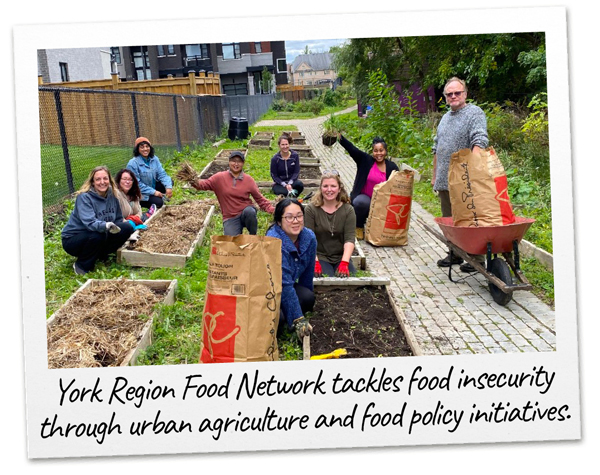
[418,216,536,306]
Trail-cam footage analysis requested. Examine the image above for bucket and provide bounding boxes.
[228,117,249,140]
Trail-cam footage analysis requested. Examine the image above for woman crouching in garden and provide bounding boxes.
[270,133,304,198]
[305,171,356,278]
[61,166,134,275]
[338,134,399,239]
[266,198,317,339]
[114,168,157,230]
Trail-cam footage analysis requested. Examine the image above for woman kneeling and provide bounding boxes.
[266,199,317,339]
[62,166,134,275]
[305,172,356,277]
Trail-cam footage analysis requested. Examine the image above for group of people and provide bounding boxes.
[61,137,172,276]
[60,75,488,339]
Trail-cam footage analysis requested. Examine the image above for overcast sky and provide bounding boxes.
[285,38,348,63]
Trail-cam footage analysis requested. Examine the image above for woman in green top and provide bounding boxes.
[304,171,356,278]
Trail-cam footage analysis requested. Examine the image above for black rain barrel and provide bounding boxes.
[228,117,249,140]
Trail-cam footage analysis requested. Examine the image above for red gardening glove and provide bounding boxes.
[335,261,350,278]
[314,260,322,278]
[126,215,143,226]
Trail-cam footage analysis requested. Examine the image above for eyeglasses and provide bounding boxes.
[283,214,304,223]
[444,91,464,98]
[322,169,339,176]
[120,178,133,182]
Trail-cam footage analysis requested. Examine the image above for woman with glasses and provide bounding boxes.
[270,133,304,198]
[338,134,399,239]
[305,171,356,278]
[61,166,134,275]
[127,137,173,210]
[114,169,157,229]
[266,198,317,339]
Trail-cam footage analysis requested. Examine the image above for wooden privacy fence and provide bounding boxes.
[39,86,274,207]
[275,84,323,103]
[39,70,222,96]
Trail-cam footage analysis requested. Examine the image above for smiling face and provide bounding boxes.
[372,143,387,162]
[93,170,110,196]
[279,138,290,155]
[228,157,244,176]
[321,177,340,203]
[444,80,467,111]
[119,171,134,193]
[138,142,151,158]
[280,203,304,241]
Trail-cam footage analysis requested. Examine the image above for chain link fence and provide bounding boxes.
[39,87,273,208]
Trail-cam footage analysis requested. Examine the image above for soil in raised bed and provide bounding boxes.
[127,200,214,254]
[47,280,163,368]
[200,162,230,179]
[299,166,322,180]
[309,286,413,359]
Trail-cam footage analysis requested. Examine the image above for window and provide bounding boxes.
[167,45,175,55]
[59,62,69,82]
[276,58,286,73]
[157,45,165,56]
[254,42,262,53]
[222,43,241,60]
[185,44,209,59]
[110,47,121,64]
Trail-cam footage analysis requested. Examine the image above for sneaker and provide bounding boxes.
[437,253,463,267]
[459,262,477,273]
[147,204,157,217]
[73,262,88,276]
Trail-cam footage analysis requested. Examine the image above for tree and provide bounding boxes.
[331,33,546,106]
[260,66,273,94]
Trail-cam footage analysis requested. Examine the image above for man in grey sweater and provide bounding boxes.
[432,77,489,271]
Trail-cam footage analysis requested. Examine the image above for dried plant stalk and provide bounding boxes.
[47,279,162,369]
[129,200,214,255]
[176,161,201,185]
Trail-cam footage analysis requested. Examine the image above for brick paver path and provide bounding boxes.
[256,106,555,355]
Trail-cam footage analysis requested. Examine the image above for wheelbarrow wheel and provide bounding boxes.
[488,258,513,306]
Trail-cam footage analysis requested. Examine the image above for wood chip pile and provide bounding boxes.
[129,200,214,255]
[47,280,161,368]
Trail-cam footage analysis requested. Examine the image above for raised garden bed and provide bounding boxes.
[199,160,230,179]
[248,132,274,149]
[351,239,367,270]
[291,146,315,158]
[302,278,421,360]
[117,200,215,268]
[47,278,177,368]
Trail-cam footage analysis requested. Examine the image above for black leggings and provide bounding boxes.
[271,180,304,197]
[62,223,134,272]
[140,182,167,209]
[279,284,315,331]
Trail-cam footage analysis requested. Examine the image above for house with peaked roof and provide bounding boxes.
[289,52,338,87]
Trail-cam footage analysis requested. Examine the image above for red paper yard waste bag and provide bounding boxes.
[365,169,414,246]
[199,234,282,363]
[448,147,516,227]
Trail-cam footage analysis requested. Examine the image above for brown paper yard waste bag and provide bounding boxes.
[448,147,516,227]
[199,235,282,363]
[365,169,414,246]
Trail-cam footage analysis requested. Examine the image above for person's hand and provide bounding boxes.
[293,317,313,339]
[106,222,121,234]
[335,261,350,278]
[154,190,163,198]
[192,180,202,190]
[166,188,173,199]
[314,260,322,278]
[286,184,293,191]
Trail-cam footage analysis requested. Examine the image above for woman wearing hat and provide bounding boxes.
[127,137,173,209]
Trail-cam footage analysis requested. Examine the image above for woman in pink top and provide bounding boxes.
[338,134,399,238]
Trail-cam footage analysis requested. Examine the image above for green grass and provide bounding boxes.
[259,99,355,120]
[44,133,304,364]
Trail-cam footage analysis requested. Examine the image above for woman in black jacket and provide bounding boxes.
[338,134,399,238]
[270,134,304,197]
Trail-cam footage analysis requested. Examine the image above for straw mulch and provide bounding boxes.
[129,200,214,255]
[47,279,162,368]
[176,161,201,186]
